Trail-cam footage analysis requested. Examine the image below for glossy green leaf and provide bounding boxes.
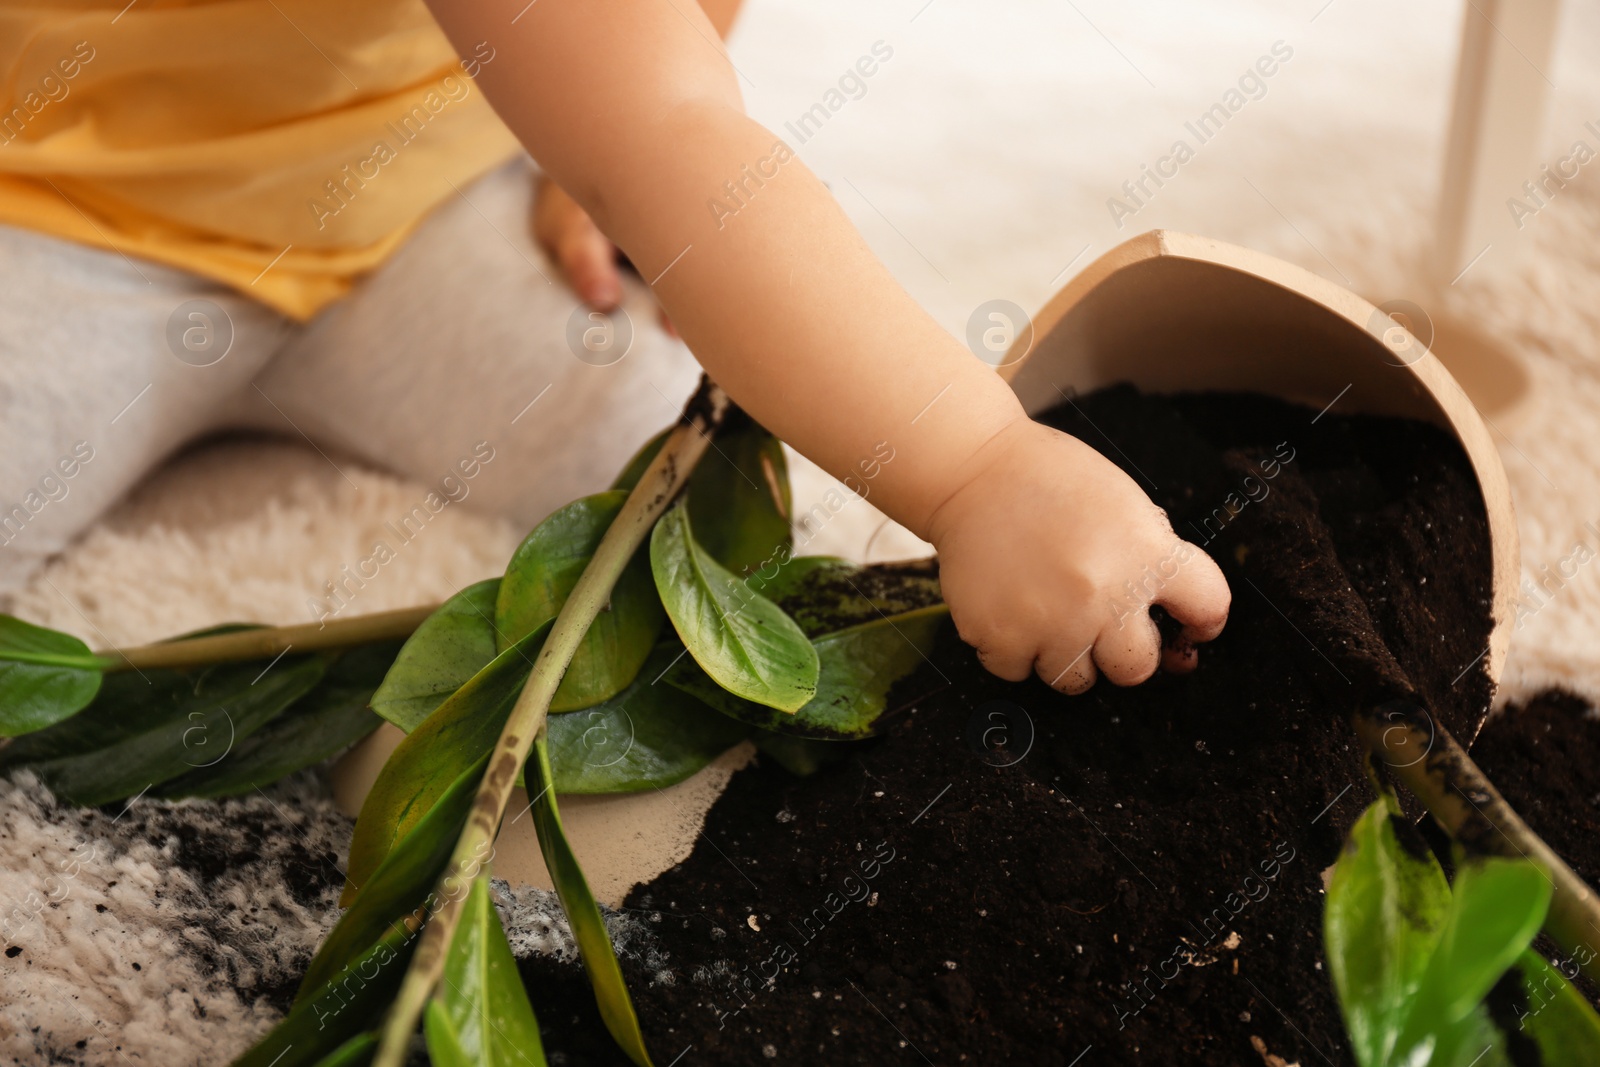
[344,624,547,904]
[676,556,948,739]
[1325,792,1454,1067]
[365,603,730,795]
[649,503,817,714]
[159,641,397,799]
[424,876,548,1067]
[301,755,486,1001]
[669,605,947,739]
[527,735,653,1067]
[1323,792,1584,1067]
[1393,858,1551,1062]
[610,427,671,492]
[372,580,502,733]
[1417,859,1551,1019]
[235,927,413,1067]
[0,653,328,805]
[547,644,747,793]
[617,419,792,575]
[0,669,186,765]
[0,615,106,736]
[496,492,662,712]
[0,623,280,770]
[1511,946,1600,1059]
[684,421,791,576]
[1414,1011,1509,1067]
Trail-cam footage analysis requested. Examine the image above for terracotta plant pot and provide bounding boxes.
[333,228,1520,903]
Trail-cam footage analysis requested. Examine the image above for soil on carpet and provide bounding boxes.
[517,384,1565,1066]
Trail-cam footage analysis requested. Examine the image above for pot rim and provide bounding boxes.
[998,230,1518,724]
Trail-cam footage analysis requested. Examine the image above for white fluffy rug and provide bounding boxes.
[6,0,1600,1062]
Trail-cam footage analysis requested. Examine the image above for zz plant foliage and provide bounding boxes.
[1326,785,1600,1065]
[0,380,946,1066]
[4,377,1599,1065]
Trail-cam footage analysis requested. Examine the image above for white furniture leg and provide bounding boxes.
[1434,0,1563,283]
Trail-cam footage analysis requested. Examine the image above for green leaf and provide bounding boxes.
[310,1033,377,1067]
[744,555,853,606]
[372,579,502,733]
[158,641,397,799]
[527,734,653,1067]
[0,653,328,805]
[1416,859,1551,1019]
[649,503,817,714]
[755,557,943,637]
[496,492,663,712]
[1393,857,1551,1062]
[547,644,747,793]
[669,605,948,739]
[610,427,671,492]
[300,755,486,1001]
[1324,793,1569,1067]
[365,599,736,795]
[424,876,548,1067]
[1413,1013,1509,1067]
[0,670,186,765]
[0,615,105,736]
[685,421,790,576]
[234,926,413,1067]
[674,556,948,739]
[1324,791,1453,1067]
[344,623,547,904]
[1510,946,1600,1060]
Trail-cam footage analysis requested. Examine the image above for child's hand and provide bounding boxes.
[533,175,624,311]
[429,0,1227,694]
[533,175,676,334]
[927,419,1231,694]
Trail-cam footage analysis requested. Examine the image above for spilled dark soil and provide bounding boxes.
[520,385,1551,1066]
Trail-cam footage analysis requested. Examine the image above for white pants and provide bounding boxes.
[0,158,704,596]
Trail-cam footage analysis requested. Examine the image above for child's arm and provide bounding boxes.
[426,0,1229,691]
[530,0,745,316]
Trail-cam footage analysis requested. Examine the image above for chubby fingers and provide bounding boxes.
[1035,639,1099,695]
[952,536,1231,695]
[1088,610,1162,686]
[962,624,1035,684]
[1153,543,1231,654]
[556,220,623,311]
[1124,540,1230,677]
[533,178,624,310]
[960,619,1093,695]
[1042,539,1228,691]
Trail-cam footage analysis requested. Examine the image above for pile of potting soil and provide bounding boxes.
[519,384,1508,1066]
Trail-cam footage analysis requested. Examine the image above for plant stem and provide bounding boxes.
[371,379,730,1067]
[1355,700,1600,988]
[93,604,439,673]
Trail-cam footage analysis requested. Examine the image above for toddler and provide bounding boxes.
[0,0,1229,692]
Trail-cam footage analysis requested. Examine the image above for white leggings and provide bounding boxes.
[0,158,703,596]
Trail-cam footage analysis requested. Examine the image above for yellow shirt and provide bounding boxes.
[0,0,520,320]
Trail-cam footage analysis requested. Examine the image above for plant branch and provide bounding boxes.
[372,378,731,1067]
[93,604,440,673]
[1355,699,1600,988]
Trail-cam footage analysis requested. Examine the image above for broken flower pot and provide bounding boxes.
[333,228,1519,906]
[1000,229,1518,710]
